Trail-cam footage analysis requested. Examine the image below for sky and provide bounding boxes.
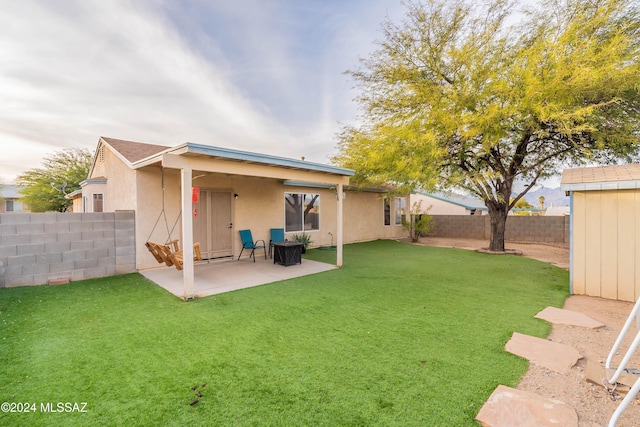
[0,0,411,184]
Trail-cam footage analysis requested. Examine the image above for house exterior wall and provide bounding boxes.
[90,145,138,212]
[0,199,27,213]
[132,168,408,269]
[136,167,182,269]
[342,191,408,243]
[71,196,83,213]
[571,189,640,302]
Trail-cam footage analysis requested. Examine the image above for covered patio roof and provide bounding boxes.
[131,141,354,300]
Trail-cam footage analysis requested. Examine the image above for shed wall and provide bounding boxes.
[571,190,640,301]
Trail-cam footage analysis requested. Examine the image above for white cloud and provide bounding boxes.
[0,1,291,181]
[0,0,405,183]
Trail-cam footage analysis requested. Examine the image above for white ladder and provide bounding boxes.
[605,297,640,426]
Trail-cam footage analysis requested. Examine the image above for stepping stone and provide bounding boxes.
[586,360,638,390]
[476,385,578,427]
[534,306,605,329]
[505,332,582,375]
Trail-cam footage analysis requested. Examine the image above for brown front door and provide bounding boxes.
[193,190,233,259]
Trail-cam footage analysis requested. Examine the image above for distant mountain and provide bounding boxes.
[523,187,569,208]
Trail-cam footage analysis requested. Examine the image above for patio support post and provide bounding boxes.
[181,167,195,299]
[336,183,344,267]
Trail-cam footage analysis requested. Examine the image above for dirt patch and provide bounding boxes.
[415,237,640,426]
[416,236,570,270]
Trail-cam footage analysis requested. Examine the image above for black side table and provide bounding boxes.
[272,242,303,266]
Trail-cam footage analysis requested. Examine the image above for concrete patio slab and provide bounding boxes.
[505,332,583,375]
[535,306,605,329]
[140,255,337,299]
[476,385,578,427]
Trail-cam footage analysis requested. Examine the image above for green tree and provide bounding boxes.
[17,148,92,212]
[512,198,533,210]
[335,0,640,251]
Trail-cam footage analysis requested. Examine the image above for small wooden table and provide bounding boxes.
[272,242,303,266]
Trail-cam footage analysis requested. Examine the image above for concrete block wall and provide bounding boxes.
[430,215,486,239]
[430,215,569,245]
[0,211,135,288]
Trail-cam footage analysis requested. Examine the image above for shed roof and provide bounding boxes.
[561,164,640,191]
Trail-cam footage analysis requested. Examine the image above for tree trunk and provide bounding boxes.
[487,202,509,252]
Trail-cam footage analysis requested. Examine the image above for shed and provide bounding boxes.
[561,164,640,302]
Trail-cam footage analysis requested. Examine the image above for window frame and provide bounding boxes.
[394,197,406,226]
[383,197,391,226]
[284,192,320,233]
[92,193,104,213]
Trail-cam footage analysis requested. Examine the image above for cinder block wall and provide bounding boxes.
[430,215,569,244]
[430,215,486,239]
[0,211,135,288]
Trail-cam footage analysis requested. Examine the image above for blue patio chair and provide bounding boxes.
[268,228,286,258]
[238,229,266,262]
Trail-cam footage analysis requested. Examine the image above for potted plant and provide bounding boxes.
[292,232,312,253]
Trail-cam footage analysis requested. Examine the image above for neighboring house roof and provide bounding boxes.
[66,178,108,200]
[545,206,570,216]
[1,185,25,199]
[417,191,487,211]
[561,164,640,191]
[81,177,108,185]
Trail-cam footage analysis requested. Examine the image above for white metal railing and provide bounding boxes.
[605,297,640,427]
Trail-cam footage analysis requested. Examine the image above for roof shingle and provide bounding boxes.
[101,137,169,164]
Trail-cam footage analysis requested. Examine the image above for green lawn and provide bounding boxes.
[0,240,568,426]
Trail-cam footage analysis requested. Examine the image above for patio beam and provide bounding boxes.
[162,154,350,186]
